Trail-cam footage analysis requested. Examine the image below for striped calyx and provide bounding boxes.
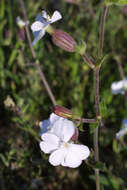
[52,29,76,52]
[52,105,73,119]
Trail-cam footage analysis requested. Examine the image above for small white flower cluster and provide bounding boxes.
[116,119,127,140]
[111,78,127,95]
[39,113,90,168]
[31,10,62,46]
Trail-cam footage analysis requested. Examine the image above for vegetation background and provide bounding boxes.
[0,0,127,189]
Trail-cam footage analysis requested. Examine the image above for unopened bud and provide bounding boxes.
[52,30,76,52]
[52,105,82,121]
[52,105,73,119]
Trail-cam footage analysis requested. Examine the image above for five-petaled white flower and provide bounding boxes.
[116,119,127,140]
[40,114,90,168]
[31,10,62,46]
[111,78,127,95]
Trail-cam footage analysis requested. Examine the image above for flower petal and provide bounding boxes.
[123,119,127,127]
[41,133,59,144]
[49,148,67,166]
[32,29,45,46]
[40,133,60,154]
[40,141,56,154]
[40,119,51,135]
[51,11,62,23]
[36,14,45,23]
[111,81,124,94]
[42,10,48,19]
[123,79,127,90]
[52,119,75,142]
[65,144,90,168]
[31,21,44,31]
[49,113,61,124]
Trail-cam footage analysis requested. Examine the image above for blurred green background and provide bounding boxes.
[0,0,127,189]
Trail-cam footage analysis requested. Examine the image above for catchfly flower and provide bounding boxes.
[40,113,90,168]
[111,78,127,95]
[116,119,127,140]
[31,10,62,46]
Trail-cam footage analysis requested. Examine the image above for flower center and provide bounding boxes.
[64,142,69,148]
[58,141,69,149]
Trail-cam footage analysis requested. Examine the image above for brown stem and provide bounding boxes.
[93,5,108,190]
[94,125,100,190]
[98,5,108,58]
[85,0,96,18]
[94,67,101,190]
[81,118,97,123]
[82,52,95,69]
[35,63,56,105]
[94,67,101,117]
[18,0,36,58]
[18,0,56,106]
[116,61,125,80]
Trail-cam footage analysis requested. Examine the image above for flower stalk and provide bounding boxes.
[82,52,95,69]
[93,4,108,190]
[98,5,108,58]
[18,0,56,106]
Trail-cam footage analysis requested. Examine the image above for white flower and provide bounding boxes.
[111,78,127,95]
[116,119,127,140]
[16,16,29,28]
[40,114,90,168]
[31,10,62,46]
[40,113,63,135]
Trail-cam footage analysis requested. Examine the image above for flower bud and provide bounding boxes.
[52,105,73,119]
[52,30,76,52]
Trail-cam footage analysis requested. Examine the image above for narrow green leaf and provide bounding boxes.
[96,54,109,67]
[106,0,127,6]
[0,0,5,19]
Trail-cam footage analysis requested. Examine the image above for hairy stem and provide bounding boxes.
[116,60,125,80]
[93,4,108,190]
[18,0,56,106]
[81,118,97,123]
[94,67,100,190]
[94,67,101,117]
[98,5,108,58]
[82,52,95,69]
[94,124,100,190]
